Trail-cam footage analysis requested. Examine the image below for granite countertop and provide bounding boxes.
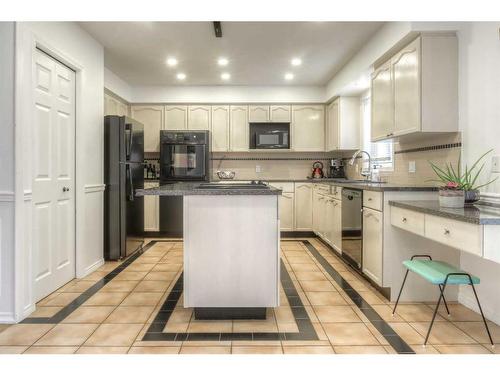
[389,200,500,225]
[215,178,438,192]
[136,182,282,196]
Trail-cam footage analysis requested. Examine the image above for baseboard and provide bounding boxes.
[80,258,105,279]
[459,287,500,325]
[0,311,17,324]
[281,231,316,238]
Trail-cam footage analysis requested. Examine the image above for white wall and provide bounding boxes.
[104,67,132,102]
[131,85,326,103]
[11,22,105,322]
[0,22,16,322]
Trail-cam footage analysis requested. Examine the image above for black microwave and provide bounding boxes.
[249,122,290,149]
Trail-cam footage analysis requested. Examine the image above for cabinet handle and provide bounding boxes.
[368,197,373,201]
[444,228,450,235]
[402,217,407,223]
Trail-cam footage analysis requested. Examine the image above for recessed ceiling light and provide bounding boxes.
[176,72,186,80]
[221,72,231,80]
[217,57,229,66]
[284,73,294,81]
[291,58,302,66]
[166,57,178,67]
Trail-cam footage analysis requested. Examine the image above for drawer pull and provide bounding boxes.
[368,197,373,201]
[444,229,450,235]
[402,217,407,223]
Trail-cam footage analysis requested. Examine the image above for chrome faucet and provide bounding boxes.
[349,150,372,180]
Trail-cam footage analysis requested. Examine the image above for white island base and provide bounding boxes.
[183,194,280,319]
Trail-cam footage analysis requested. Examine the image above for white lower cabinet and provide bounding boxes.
[294,183,313,231]
[362,207,383,285]
[279,193,295,231]
[144,182,159,232]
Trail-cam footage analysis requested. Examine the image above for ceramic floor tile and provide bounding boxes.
[409,344,439,354]
[60,281,96,293]
[105,306,155,324]
[410,322,476,345]
[180,346,231,354]
[101,280,139,293]
[453,321,500,344]
[24,346,79,354]
[134,280,171,292]
[232,346,283,354]
[39,293,81,307]
[396,304,445,322]
[438,304,484,322]
[62,306,115,324]
[322,323,379,345]
[121,292,164,306]
[299,280,336,292]
[129,346,180,354]
[283,346,334,354]
[434,345,492,354]
[388,322,425,345]
[0,324,54,346]
[126,263,156,272]
[333,345,388,354]
[313,306,361,323]
[0,346,28,354]
[187,321,232,333]
[143,271,178,281]
[76,346,129,354]
[293,271,328,281]
[305,291,348,306]
[28,306,62,318]
[82,271,109,281]
[153,263,182,271]
[290,263,320,272]
[113,271,148,281]
[83,292,128,306]
[84,324,144,346]
[35,324,98,346]
[233,320,278,333]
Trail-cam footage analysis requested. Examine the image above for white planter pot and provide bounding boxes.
[438,190,465,208]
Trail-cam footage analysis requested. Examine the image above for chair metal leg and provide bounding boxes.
[392,269,409,315]
[439,284,450,315]
[470,282,494,347]
[424,283,445,346]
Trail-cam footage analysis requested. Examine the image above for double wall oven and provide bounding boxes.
[159,130,210,236]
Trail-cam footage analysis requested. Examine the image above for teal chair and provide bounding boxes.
[392,255,494,346]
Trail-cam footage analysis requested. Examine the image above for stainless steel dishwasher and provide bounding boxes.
[341,188,363,270]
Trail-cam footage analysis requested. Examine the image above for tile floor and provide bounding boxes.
[0,238,498,354]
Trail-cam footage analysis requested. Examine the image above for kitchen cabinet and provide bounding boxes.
[292,105,325,151]
[188,105,211,130]
[105,93,129,116]
[130,105,164,153]
[326,97,360,151]
[164,105,188,130]
[371,34,458,141]
[326,195,342,253]
[279,193,295,231]
[144,182,160,232]
[362,207,383,285]
[270,105,291,122]
[313,191,327,237]
[211,105,230,151]
[294,183,313,231]
[248,105,270,122]
[229,105,249,152]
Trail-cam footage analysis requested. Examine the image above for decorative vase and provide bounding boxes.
[464,190,480,205]
[438,189,465,208]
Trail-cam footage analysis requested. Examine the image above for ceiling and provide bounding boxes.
[80,22,384,86]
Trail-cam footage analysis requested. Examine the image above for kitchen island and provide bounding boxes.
[136,182,281,319]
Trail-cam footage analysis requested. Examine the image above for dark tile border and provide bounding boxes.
[142,260,318,342]
[303,240,415,354]
[19,240,177,324]
[394,142,461,155]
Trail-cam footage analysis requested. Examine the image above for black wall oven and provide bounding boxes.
[249,122,290,149]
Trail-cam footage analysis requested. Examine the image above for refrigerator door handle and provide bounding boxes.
[125,126,132,160]
[126,164,134,201]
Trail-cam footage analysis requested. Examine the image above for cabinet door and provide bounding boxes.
[279,193,294,231]
[144,182,159,231]
[324,198,335,246]
[164,105,188,130]
[362,207,383,285]
[211,105,229,152]
[131,105,164,153]
[332,200,342,253]
[392,37,421,136]
[326,100,339,151]
[248,105,269,122]
[292,105,325,151]
[270,105,291,122]
[294,183,313,231]
[117,101,129,117]
[229,105,249,151]
[188,105,211,130]
[371,61,394,141]
[104,94,118,116]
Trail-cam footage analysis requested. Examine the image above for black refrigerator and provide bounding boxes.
[104,115,144,260]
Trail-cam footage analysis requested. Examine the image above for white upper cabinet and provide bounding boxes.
[230,105,249,152]
[292,105,325,152]
[371,60,394,141]
[326,97,360,151]
[270,105,291,122]
[371,34,458,141]
[131,105,164,153]
[211,105,230,152]
[188,105,211,130]
[105,93,129,117]
[248,105,270,122]
[164,105,188,130]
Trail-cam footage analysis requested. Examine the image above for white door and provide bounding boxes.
[32,49,76,301]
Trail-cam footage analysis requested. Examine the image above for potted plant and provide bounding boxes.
[428,149,497,208]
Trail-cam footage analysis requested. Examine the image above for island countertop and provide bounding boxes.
[135,182,282,196]
[389,200,500,225]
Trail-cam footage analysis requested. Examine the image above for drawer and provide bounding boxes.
[424,214,483,256]
[330,185,342,200]
[314,184,330,194]
[390,206,425,236]
[363,191,383,211]
[269,182,294,193]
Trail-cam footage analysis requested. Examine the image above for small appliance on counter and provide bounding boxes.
[311,161,324,179]
[329,158,346,179]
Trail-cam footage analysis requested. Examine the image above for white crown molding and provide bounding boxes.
[84,184,106,193]
[0,191,15,202]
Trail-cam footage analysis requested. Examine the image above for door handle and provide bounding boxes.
[62,187,70,192]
